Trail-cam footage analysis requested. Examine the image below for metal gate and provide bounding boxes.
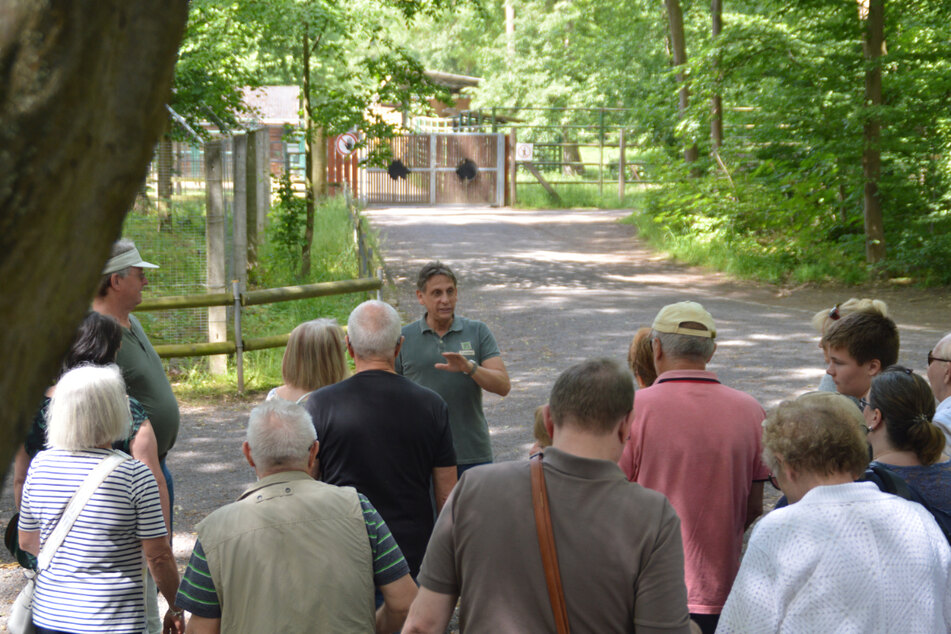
[359,133,504,206]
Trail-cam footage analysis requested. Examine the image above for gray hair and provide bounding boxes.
[652,329,715,362]
[416,261,457,291]
[47,364,130,450]
[246,400,317,471]
[549,358,634,434]
[347,300,402,359]
[96,238,136,296]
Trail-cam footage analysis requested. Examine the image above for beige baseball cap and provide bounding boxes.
[652,301,716,339]
[102,247,159,275]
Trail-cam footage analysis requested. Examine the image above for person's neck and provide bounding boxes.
[551,430,620,463]
[353,357,396,374]
[657,359,707,374]
[872,445,921,467]
[256,465,310,479]
[425,312,453,337]
[276,384,311,402]
[92,297,132,328]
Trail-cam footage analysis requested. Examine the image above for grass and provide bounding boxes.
[122,192,373,401]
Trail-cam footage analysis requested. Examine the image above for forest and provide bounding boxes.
[172,0,951,285]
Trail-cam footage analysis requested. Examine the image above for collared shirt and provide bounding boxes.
[397,315,500,464]
[935,396,951,448]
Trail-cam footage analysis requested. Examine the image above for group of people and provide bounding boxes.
[11,237,951,634]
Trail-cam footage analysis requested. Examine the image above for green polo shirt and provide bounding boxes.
[116,314,180,458]
[396,315,500,465]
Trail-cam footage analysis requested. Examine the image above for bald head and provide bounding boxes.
[928,333,951,402]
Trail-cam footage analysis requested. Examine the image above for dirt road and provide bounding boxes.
[0,204,947,625]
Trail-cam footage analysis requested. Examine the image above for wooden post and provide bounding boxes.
[204,139,228,375]
[508,129,517,206]
[233,280,244,393]
[618,129,626,201]
[232,134,248,291]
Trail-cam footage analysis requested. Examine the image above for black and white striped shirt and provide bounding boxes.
[19,448,167,633]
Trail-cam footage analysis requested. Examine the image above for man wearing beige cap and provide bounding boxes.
[92,238,179,514]
[618,301,768,634]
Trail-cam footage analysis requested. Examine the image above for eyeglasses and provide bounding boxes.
[859,397,870,410]
[768,473,780,490]
[928,350,951,366]
[828,304,841,321]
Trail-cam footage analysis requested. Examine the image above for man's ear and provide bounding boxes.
[345,336,355,360]
[416,289,425,306]
[706,342,717,363]
[543,404,556,442]
[651,337,663,365]
[307,440,320,471]
[867,358,882,377]
[109,273,122,291]
[394,335,404,358]
[242,441,255,469]
[617,408,635,444]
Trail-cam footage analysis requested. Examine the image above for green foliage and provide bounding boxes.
[268,172,308,256]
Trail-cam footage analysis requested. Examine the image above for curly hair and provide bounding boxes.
[763,392,869,479]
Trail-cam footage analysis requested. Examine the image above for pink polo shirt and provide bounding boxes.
[619,369,768,614]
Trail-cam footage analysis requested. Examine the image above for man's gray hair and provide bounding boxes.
[347,300,402,359]
[96,238,136,296]
[652,329,716,362]
[47,364,130,450]
[246,400,317,471]
[549,358,634,434]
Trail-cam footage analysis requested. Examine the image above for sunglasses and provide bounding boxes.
[928,350,951,366]
[828,304,841,321]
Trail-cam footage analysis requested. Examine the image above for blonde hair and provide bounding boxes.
[811,298,889,334]
[47,365,130,450]
[627,326,657,387]
[282,319,349,392]
[762,392,869,479]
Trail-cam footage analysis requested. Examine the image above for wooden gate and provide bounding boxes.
[359,133,504,206]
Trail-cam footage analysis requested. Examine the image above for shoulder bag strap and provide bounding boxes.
[37,453,128,570]
[531,453,571,634]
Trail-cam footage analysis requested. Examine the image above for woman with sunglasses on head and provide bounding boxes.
[810,297,888,396]
[864,365,951,515]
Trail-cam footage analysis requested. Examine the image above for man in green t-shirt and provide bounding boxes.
[396,262,510,475]
[92,239,180,509]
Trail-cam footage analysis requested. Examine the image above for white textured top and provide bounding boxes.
[717,482,951,633]
[20,449,166,633]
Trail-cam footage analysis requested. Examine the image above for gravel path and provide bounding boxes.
[0,204,947,627]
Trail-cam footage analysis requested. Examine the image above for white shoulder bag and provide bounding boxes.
[9,453,129,634]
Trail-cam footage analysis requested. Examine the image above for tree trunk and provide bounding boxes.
[710,0,724,150]
[862,0,886,264]
[301,26,315,279]
[0,1,188,483]
[665,0,697,163]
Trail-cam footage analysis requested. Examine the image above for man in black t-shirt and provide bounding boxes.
[306,300,457,577]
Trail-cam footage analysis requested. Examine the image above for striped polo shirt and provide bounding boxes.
[19,448,167,633]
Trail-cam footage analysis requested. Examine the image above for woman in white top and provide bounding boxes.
[18,365,185,634]
[266,318,349,404]
[718,392,951,633]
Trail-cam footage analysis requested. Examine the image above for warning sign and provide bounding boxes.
[515,143,534,162]
[335,132,359,156]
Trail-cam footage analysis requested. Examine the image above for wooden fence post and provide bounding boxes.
[232,134,248,291]
[618,129,626,202]
[508,129,517,206]
[204,139,228,375]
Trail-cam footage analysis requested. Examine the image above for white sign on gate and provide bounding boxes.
[515,143,534,162]
[336,132,359,156]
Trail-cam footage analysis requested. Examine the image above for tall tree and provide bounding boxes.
[0,1,187,480]
[710,0,723,150]
[861,0,886,264]
[665,0,698,163]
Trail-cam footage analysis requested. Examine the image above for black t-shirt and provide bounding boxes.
[306,370,456,576]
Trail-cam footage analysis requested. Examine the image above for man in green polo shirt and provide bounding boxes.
[396,262,510,475]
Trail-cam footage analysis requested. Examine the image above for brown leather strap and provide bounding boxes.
[531,454,570,634]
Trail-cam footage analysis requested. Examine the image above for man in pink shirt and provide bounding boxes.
[619,301,768,634]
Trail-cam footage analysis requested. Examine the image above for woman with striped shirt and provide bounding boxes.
[18,365,185,634]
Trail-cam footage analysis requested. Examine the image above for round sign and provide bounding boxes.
[336,132,359,156]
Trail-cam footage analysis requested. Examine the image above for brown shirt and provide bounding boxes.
[417,447,692,633]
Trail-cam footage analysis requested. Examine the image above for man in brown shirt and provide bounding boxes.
[402,358,693,634]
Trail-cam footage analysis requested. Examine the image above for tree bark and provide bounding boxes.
[710,0,723,150]
[0,1,188,483]
[862,0,886,264]
[665,0,698,163]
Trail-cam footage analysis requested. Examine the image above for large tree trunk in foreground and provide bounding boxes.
[0,1,188,485]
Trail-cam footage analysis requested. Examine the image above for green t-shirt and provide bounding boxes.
[116,314,180,457]
[396,315,500,465]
